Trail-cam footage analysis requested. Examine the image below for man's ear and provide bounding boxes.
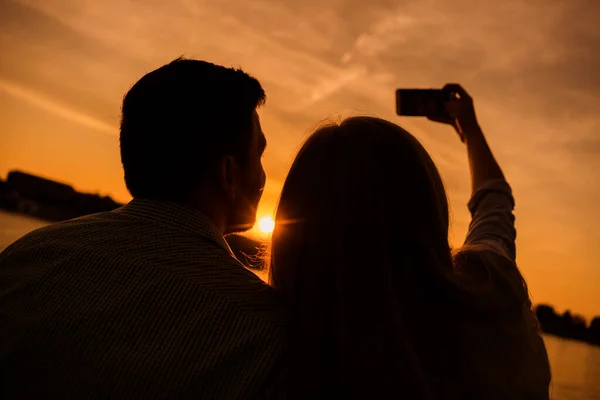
[218,155,237,200]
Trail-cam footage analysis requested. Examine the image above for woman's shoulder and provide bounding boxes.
[453,243,521,284]
[450,244,531,315]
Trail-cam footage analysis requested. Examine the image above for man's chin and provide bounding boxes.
[224,204,258,235]
[224,220,255,235]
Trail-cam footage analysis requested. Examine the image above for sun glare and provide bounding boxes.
[257,217,275,234]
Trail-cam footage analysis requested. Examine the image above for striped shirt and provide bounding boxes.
[0,199,285,399]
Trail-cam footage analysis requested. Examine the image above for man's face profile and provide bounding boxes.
[225,111,266,233]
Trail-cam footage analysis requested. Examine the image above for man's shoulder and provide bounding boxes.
[0,208,286,398]
[0,210,284,325]
[165,254,284,328]
[3,209,208,258]
[0,211,114,253]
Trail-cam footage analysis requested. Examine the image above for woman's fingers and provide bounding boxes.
[443,83,472,101]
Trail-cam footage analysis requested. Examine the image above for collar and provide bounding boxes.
[114,198,234,256]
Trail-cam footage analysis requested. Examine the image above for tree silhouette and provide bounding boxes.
[535,304,600,346]
[589,317,600,345]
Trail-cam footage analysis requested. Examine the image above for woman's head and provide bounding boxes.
[269,116,454,398]
[271,116,452,297]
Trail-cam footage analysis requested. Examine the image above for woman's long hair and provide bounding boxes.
[269,117,548,399]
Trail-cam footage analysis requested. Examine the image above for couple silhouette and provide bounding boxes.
[0,58,550,399]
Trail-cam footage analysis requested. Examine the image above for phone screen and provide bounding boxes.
[396,89,448,117]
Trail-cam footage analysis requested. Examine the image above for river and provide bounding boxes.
[1,209,599,399]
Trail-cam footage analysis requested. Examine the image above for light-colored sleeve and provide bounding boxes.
[464,179,516,260]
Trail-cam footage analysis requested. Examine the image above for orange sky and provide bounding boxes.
[1,0,599,319]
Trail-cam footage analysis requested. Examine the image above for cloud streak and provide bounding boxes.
[0,79,115,135]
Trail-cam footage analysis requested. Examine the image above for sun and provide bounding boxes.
[257,217,275,234]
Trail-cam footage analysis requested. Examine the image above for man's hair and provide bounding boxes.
[120,57,265,201]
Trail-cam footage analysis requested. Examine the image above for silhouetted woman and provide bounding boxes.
[269,84,551,399]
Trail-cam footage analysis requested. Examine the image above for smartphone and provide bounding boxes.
[395,89,451,118]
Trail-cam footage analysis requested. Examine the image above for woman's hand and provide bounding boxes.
[428,83,505,192]
[427,83,480,143]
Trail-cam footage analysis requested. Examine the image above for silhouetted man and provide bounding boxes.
[0,58,284,399]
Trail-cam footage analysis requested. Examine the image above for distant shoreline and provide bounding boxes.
[0,170,123,223]
[535,305,600,347]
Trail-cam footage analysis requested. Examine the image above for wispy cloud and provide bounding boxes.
[0,79,115,134]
